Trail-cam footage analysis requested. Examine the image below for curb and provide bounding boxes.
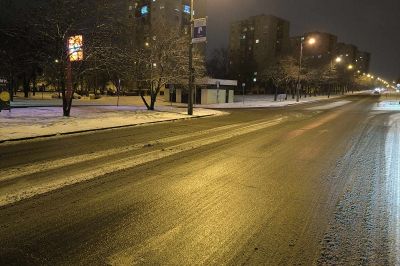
[0,113,217,144]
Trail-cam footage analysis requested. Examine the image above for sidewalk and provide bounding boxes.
[198,93,361,109]
[0,106,226,143]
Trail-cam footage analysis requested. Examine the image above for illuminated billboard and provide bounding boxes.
[68,35,83,62]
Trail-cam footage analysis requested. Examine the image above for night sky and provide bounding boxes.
[207,0,400,80]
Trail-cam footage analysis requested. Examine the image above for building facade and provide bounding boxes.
[229,14,290,93]
[129,0,206,47]
[336,42,358,67]
[355,51,371,74]
[126,0,207,96]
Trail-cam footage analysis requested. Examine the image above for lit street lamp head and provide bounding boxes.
[308,37,316,45]
[335,57,342,63]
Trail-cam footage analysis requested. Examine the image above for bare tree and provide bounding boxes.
[261,56,298,101]
[133,23,205,110]
[30,0,123,116]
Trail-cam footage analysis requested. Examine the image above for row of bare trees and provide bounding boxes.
[0,0,204,116]
[207,47,375,101]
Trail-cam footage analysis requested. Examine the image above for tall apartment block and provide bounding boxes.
[355,51,371,74]
[128,0,207,48]
[336,42,358,66]
[229,14,290,92]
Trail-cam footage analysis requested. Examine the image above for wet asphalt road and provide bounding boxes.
[0,95,399,265]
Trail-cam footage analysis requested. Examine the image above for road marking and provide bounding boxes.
[0,123,248,183]
[0,117,287,207]
[306,100,352,111]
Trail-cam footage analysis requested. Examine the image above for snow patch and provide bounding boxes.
[0,106,226,142]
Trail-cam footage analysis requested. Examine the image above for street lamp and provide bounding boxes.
[296,37,317,102]
[328,56,343,98]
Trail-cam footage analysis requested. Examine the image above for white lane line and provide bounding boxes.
[0,123,250,183]
[307,100,352,111]
[0,117,287,207]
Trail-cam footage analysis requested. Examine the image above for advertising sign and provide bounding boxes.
[68,35,83,62]
[192,18,207,44]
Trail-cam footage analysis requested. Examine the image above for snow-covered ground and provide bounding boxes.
[0,106,225,142]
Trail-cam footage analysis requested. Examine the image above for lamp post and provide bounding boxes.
[188,0,194,115]
[296,37,316,102]
[328,56,342,98]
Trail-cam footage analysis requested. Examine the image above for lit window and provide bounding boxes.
[255,39,260,44]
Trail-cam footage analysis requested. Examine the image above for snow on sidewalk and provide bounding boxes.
[198,94,351,109]
[0,106,225,142]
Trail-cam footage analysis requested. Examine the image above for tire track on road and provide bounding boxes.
[0,117,287,207]
[0,122,256,183]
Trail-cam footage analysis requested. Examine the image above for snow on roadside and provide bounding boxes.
[0,106,226,142]
[373,101,400,111]
[385,114,400,265]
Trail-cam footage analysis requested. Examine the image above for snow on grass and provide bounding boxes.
[0,106,226,142]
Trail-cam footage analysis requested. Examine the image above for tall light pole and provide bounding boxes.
[296,37,316,102]
[188,0,194,115]
[328,56,342,98]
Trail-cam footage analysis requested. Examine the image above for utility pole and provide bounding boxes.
[296,36,316,102]
[296,37,304,103]
[188,0,194,115]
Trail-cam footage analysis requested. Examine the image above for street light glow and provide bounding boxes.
[348,64,354,70]
[335,57,342,63]
[308,37,316,45]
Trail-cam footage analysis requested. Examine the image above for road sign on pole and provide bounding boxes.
[192,18,207,44]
